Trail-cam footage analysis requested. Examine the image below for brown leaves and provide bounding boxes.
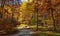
[51,0,60,6]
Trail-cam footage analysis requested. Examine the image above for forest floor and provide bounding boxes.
[0,25,60,36]
[0,29,60,36]
[32,31,60,36]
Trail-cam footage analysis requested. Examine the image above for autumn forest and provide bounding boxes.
[0,0,60,36]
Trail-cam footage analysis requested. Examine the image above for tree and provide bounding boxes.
[0,0,20,34]
[33,0,38,31]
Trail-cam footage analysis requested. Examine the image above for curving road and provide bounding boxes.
[10,29,33,36]
[0,29,33,36]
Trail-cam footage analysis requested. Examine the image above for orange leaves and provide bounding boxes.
[51,0,60,5]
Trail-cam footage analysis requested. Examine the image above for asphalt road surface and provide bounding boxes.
[11,29,33,36]
[0,29,33,36]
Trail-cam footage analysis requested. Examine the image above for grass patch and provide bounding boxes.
[38,32,60,36]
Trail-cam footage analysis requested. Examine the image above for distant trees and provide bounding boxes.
[0,0,60,34]
[37,0,60,32]
[0,0,20,34]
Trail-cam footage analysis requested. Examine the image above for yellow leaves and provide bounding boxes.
[45,19,53,24]
[4,0,33,25]
[18,16,23,22]
[19,24,26,27]
[8,9,12,13]
[18,12,23,22]
[4,5,12,13]
[14,14,18,19]
[17,24,27,29]
[17,2,27,22]
[46,19,51,24]
[4,5,11,10]
[28,0,33,3]
[15,7,20,12]
[21,2,27,9]
[4,5,9,10]
[19,12,22,17]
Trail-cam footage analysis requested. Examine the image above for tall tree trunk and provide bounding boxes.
[34,0,38,31]
[50,8,57,32]
[47,0,57,32]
